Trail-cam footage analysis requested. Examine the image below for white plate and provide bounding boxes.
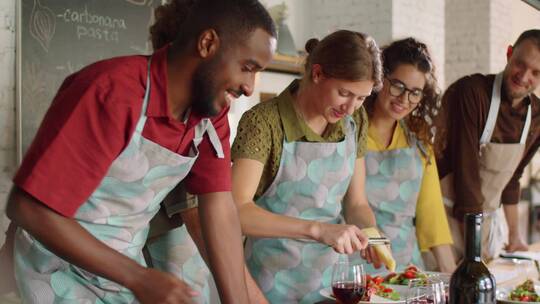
[319,287,405,303]
[496,284,540,303]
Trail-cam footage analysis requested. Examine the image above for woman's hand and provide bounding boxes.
[360,228,392,270]
[313,222,369,254]
[360,246,385,269]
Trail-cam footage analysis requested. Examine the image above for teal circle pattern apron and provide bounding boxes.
[13,57,223,304]
[356,122,425,273]
[245,116,357,304]
[145,225,211,304]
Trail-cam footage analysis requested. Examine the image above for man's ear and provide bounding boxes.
[506,45,513,62]
[197,29,220,59]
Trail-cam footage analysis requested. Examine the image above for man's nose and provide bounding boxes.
[242,74,256,97]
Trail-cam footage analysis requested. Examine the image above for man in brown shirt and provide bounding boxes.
[436,29,540,260]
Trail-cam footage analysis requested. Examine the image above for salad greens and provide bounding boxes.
[363,275,401,301]
[509,279,539,302]
[384,265,429,286]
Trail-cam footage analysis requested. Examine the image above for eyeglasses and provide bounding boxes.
[386,77,424,105]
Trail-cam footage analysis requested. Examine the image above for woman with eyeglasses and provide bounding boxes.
[358,37,456,273]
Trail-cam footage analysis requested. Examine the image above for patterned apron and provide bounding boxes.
[145,221,211,304]
[441,72,531,261]
[245,116,357,304]
[355,122,425,273]
[13,57,223,304]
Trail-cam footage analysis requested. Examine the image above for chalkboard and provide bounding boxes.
[16,0,162,161]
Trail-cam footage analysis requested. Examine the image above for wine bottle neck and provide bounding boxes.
[464,215,482,262]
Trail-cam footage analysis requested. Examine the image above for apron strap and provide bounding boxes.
[520,102,532,144]
[135,57,153,134]
[400,120,429,161]
[191,118,225,159]
[480,72,532,146]
[479,72,503,145]
[344,115,357,136]
[205,120,225,158]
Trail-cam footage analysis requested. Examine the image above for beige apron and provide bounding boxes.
[441,72,531,262]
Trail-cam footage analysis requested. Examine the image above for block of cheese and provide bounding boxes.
[362,227,396,272]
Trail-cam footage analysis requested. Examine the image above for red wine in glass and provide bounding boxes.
[332,282,365,304]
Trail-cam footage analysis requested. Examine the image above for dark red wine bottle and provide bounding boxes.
[449,213,496,303]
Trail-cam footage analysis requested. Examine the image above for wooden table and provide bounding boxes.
[488,242,540,288]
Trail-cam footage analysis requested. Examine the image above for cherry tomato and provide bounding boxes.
[403,271,416,279]
[520,295,530,302]
[373,276,384,285]
[406,265,418,272]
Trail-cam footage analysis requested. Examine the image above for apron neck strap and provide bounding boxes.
[191,118,225,159]
[520,102,532,144]
[135,57,153,133]
[344,115,357,136]
[400,120,429,161]
[479,72,503,144]
[479,72,532,145]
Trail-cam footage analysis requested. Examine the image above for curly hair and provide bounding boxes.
[301,30,383,91]
[365,37,442,156]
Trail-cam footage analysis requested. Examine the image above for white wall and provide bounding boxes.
[392,0,445,86]
[311,0,393,47]
[445,0,491,86]
[0,0,16,245]
[489,0,514,73]
[511,0,540,47]
[262,0,312,52]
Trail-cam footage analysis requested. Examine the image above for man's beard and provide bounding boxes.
[504,75,533,101]
[191,56,221,117]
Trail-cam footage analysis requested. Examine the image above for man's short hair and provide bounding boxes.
[175,0,276,49]
[513,29,540,49]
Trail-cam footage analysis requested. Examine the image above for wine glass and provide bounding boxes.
[429,274,450,303]
[331,261,366,304]
[406,278,446,304]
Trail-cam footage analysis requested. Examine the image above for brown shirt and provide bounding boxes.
[436,73,540,220]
